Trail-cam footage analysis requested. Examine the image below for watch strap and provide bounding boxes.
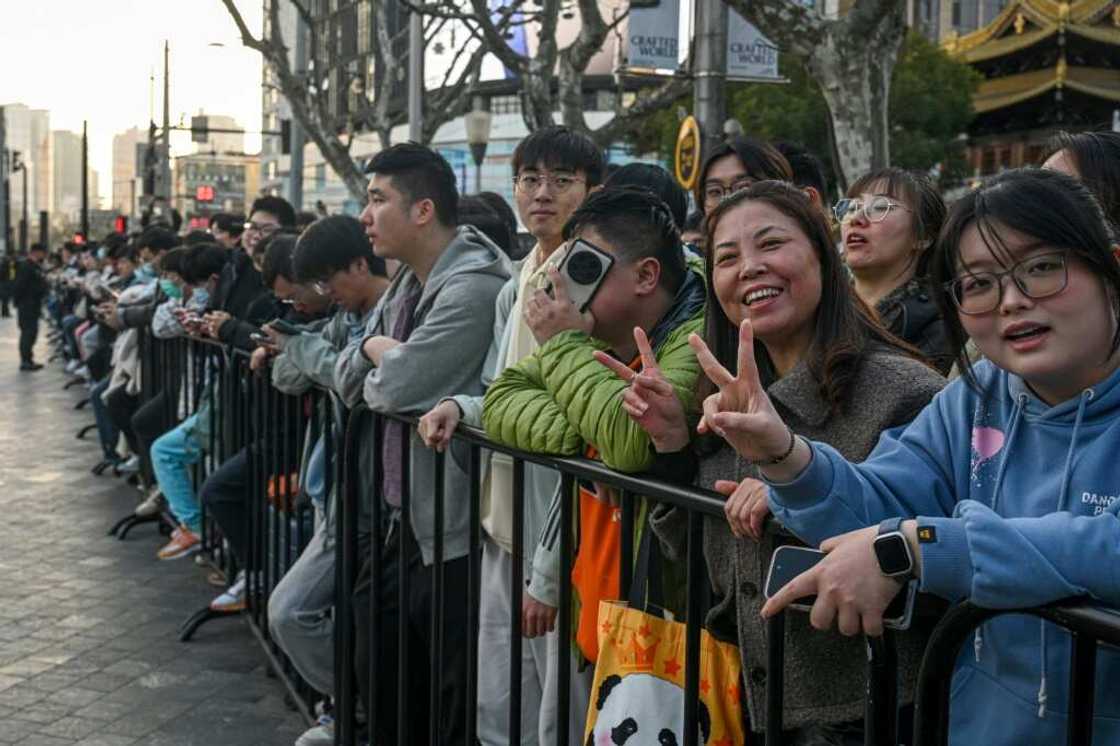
[878,516,905,536]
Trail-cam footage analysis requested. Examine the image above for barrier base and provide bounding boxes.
[76,423,97,440]
[108,510,175,540]
[64,378,85,390]
[178,606,240,642]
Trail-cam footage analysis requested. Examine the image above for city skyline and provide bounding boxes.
[0,1,264,209]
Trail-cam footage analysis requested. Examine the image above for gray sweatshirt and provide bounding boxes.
[334,225,511,565]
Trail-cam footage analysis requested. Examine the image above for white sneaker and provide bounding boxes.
[134,488,165,517]
[294,716,334,746]
[209,571,247,612]
[75,365,90,380]
[117,455,141,474]
[65,359,81,374]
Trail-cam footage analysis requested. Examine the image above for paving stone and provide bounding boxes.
[0,327,307,745]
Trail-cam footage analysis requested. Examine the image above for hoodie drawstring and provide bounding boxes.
[1036,388,1094,718]
[976,394,1029,663]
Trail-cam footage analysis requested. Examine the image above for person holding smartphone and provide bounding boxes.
[704,169,1120,745]
[601,181,944,742]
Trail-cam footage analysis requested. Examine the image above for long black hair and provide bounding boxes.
[699,181,921,415]
[1043,130,1120,233]
[695,137,793,213]
[931,167,1120,389]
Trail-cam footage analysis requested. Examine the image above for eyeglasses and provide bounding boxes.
[833,196,911,224]
[946,251,1070,315]
[513,173,585,195]
[312,281,331,296]
[702,177,755,206]
[243,221,280,236]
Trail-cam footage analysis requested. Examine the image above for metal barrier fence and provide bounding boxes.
[134,331,329,726]
[130,329,1120,746]
[913,600,1120,746]
[331,405,905,746]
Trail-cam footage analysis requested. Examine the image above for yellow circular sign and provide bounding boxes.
[674,115,701,191]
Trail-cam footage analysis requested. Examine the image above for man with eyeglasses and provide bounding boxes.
[201,195,296,344]
[416,125,604,745]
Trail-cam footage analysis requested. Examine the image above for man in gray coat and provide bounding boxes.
[333,144,510,746]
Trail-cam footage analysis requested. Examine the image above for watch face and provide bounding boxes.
[874,534,911,576]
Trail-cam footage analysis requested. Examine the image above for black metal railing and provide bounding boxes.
[135,331,329,725]
[332,405,905,746]
[913,599,1120,746]
[127,328,1120,746]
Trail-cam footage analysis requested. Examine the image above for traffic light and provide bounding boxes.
[195,185,215,203]
[114,215,128,234]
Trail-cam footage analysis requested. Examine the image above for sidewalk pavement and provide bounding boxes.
[0,319,307,745]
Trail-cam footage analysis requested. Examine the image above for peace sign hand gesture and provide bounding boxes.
[689,320,804,475]
[594,326,690,453]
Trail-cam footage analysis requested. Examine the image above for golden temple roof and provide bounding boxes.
[944,1,1120,113]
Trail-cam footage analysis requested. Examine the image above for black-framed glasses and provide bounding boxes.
[702,176,755,205]
[946,250,1070,315]
[243,221,280,236]
[513,172,585,195]
[833,196,911,224]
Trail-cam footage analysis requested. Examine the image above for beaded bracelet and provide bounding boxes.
[748,426,797,467]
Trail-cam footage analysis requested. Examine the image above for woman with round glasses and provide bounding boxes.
[695,168,1120,745]
[835,168,954,372]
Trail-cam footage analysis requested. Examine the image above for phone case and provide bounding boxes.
[555,239,616,313]
[763,545,826,612]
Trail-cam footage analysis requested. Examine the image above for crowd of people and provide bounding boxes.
[22,125,1120,746]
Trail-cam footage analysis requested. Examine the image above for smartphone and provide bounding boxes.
[552,239,616,312]
[249,332,273,346]
[765,545,919,630]
[268,319,304,336]
[764,545,824,612]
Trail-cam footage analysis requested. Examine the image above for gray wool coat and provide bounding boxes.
[651,347,946,734]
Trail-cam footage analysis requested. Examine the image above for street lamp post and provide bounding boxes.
[464,98,492,195]
[12,151,28,252]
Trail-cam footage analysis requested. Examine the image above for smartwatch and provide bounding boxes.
[873,517,914,579]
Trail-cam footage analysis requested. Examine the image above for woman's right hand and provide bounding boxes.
[688,320,793,464]
[716,477,771,541]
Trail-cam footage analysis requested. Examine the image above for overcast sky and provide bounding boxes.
[0,1,264,205]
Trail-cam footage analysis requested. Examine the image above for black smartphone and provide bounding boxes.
[764,545,825,612]
[249,332,272,346]
[268,319,304,336]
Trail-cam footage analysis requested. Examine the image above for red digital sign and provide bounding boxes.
[195,185,215,202]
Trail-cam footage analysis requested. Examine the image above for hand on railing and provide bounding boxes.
[761,524,910,638]
[418,400,461,453]
[249,345,277,372]
[202,310,231,339]
[716,477,771,541]
[593,326,690,453]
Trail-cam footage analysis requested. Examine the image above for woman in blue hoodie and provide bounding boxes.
[688,167,1120,744]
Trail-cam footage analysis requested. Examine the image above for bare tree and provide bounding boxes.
[221,0,487,202]
[725,0,906,189]
[406,0,691,148]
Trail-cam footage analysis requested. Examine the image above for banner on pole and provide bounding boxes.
[726,10,780,81]
[626,0,682,72]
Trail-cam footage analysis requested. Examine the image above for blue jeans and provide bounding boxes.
[151,414,203,532]
[89,378,120,461]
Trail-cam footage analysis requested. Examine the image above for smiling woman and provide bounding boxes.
[638,181,945,741]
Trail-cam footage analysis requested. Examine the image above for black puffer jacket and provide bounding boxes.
[876,279,955,375]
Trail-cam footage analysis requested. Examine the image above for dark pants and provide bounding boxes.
[200,448,249,566]
[353,519,471,746]
[105,387,143,476]
[17,305,39,363]
[132,392,174,480]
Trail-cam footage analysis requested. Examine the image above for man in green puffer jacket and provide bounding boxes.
[482,188,706,729]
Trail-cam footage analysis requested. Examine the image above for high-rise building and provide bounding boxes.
[2,104,51,223]
[112,126,148,216]
[51,130,82,219]
[903,0,1010,42]
[173,151,259,230]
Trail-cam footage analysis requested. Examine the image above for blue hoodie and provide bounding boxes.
[768,359,1120,745]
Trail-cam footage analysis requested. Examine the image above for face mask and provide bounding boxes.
[159,279,182,299]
